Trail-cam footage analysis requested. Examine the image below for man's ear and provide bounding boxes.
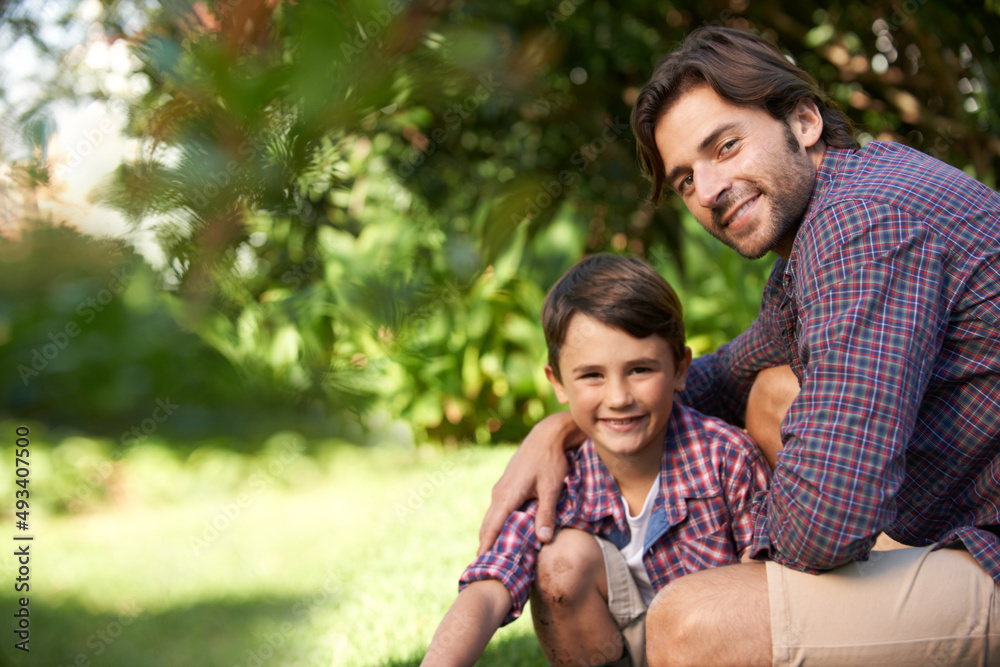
[788,98,824,151]
[673,347,693,393]
[544,364,569,405]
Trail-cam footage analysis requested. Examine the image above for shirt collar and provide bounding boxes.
[785,146,855,281]
[572,404,719,529]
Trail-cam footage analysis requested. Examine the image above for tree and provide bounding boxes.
[5,0,999,444]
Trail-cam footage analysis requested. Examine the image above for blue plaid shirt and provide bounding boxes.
[681,142,1000,580]
[461,402,769,624]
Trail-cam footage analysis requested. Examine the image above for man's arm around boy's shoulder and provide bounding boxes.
[421,579,512,666]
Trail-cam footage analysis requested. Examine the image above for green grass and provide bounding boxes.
[0,441,549,666]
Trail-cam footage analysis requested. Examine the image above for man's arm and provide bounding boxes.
[421,579,512,666]
[752,214,945,572]
[679,261,793,425]
[477,411,583,555]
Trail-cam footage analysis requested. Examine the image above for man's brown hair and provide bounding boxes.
[542,254,685,382]
[631,26,857,203]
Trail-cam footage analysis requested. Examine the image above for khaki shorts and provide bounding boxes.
[594,535,648,667]
[767,539,1000,666]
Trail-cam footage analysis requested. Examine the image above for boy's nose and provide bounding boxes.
[605,379,633,408]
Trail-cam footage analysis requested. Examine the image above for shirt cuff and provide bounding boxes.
[748,489,772,561]
[747,489,833,574]
[460,556,529,626]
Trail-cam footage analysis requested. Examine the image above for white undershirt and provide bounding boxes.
[619,475,660,605]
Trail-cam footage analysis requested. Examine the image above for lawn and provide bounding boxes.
[0,435,549,666]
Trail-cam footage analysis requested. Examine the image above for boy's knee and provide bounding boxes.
[534,529,604,607]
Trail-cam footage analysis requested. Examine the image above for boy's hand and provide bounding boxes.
[478,412,581,555]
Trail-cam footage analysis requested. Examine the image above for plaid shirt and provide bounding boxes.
[461,402,769,624]
[682,142,1000,580]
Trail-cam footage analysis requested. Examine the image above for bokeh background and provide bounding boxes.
[1,0,998,665]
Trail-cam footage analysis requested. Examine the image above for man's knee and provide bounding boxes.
[534,529,604,608]
[746,364,800,469]
[645,564,770,667]
[645,575,704,666]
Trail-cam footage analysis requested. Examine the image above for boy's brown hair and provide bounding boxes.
[542,253,685,382]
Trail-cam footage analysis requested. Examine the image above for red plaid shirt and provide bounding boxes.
[682,143,1000,580]
[461,403,770,624]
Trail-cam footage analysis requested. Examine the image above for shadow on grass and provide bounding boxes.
[384,632,547,667]
[0,593,336,667]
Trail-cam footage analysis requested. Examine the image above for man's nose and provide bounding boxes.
[694,163,732,210]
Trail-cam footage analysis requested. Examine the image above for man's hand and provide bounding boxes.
[477,412,582,555]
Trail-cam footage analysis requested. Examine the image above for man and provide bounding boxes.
[480,27,1000,666]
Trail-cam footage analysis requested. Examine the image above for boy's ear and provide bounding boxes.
[544,364,569,404]
[673,347,693,393]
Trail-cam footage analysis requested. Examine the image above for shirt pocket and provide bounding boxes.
[669,497,738,574]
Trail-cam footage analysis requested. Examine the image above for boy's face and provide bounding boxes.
[545,313,691,466]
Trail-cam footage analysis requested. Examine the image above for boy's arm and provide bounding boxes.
[421,579,512,667]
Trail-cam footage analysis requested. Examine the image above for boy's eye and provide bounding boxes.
[721,139,738,154]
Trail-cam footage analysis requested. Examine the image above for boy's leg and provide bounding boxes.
[530,528,643,666]
[592,535,648,667]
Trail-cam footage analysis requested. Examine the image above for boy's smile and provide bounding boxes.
[546,313,691,470]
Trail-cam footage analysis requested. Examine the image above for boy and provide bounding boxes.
[422,254,770,666]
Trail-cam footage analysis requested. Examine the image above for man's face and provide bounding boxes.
[654,85,818,260]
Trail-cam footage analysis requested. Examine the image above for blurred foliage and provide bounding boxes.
[2,0,999,446]
[0,225,353,446]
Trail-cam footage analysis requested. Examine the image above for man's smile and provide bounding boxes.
[725,194,760,229]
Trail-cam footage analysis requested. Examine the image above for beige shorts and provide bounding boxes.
[595,535,649,667]
[766,539,1000,666]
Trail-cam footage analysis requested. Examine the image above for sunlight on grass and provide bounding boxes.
[0,440,548,666]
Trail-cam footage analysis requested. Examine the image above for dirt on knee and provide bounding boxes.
[535,555,578,606]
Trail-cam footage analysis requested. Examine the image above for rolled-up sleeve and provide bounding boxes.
[460,504,543,625]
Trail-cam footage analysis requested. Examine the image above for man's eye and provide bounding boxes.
[721,139,738,153]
